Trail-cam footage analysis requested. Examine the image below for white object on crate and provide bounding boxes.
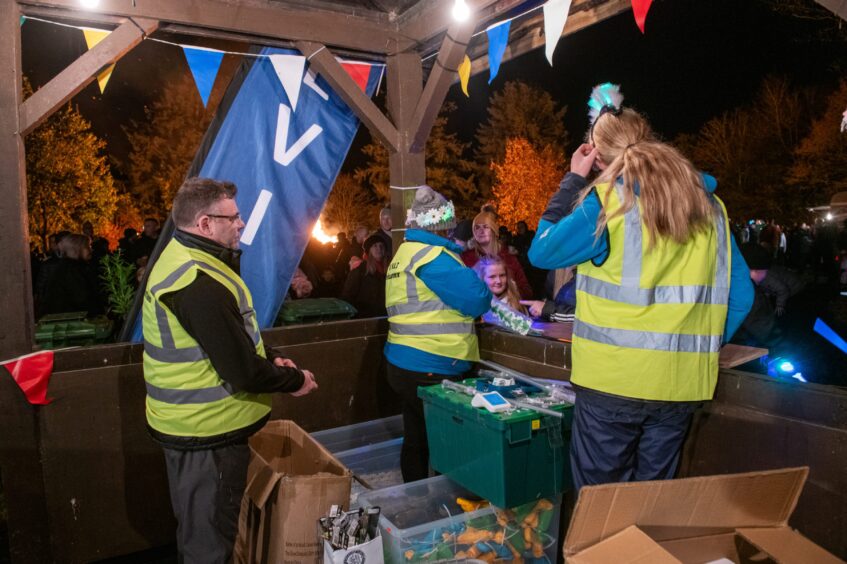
[471,391,512,413]
[323,532,384,564]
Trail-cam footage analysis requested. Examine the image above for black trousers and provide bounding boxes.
[163,443,250,564]
[385,361,464,483]
[569,387,698,492]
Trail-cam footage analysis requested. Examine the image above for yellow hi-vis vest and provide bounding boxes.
[142,238,271,437]
[386,241,479,362]
[571,182,731,401]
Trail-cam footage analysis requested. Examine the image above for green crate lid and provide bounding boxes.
[419,378,572,431]
[277,298,357,324]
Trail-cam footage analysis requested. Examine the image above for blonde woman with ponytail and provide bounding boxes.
[528,84,754,492]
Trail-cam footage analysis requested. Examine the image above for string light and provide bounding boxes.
[452,0,470,22]
[79,0,101,8]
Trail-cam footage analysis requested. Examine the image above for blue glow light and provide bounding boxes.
[779,361,795,373]
[792,373,807,383]
[813,318,847,354]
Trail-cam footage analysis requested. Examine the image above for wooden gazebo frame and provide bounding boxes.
[0,0,631,360]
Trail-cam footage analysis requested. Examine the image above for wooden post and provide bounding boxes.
[0,0,34,359]
[0,5,51,562]
[386,53,425,253]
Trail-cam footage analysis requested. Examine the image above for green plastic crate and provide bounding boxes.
[419,378,573,508]
[35,312,114,349]
[275,298,357,326]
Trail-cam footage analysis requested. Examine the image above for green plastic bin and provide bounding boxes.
[275,298,357,326]
[35,312,114,349]
[419,378,573,508]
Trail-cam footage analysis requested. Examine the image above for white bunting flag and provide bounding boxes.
[543,0,573,66]
[270,54,306,111]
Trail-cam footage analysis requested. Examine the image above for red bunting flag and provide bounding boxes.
[631,0,653,34]
[1,350,54,405]
[341,62,371,92]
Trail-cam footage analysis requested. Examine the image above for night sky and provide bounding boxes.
[20,0,847,174]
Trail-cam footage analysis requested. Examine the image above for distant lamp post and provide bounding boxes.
[452,0,471,22]
[79,0,100,8]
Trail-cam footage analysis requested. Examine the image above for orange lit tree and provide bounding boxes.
[491,137,564,230]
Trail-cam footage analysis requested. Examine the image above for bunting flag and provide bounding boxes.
[269,54,306,111]
[458,55,471,97]
[631,0,653,34]
[543,0,572,65]
[1,350,54,405]
[486,20,511,84]
[82,28,115,93]
[182,46,225,107]
[20,16,26,26]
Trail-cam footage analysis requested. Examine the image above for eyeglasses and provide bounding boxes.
[206,212,241,223]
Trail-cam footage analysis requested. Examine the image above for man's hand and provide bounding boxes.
[570,143,599,178]
[290,370,318,397]
[274,357,297,368]
[520,300,546,318]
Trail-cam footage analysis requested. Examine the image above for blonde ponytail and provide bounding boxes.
[577,108,714,249]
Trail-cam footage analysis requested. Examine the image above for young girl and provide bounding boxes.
[462,211,533,298]
[474,256,527,315]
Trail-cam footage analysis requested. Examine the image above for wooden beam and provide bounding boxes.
[464,0,630,77]
[18,0,412,55]
[295,41,400,153]
[398,0,509,46]
[0,1,34,359]
[386,53,426,253]
[0,3,51,563]
[408,20,474,153]
[815,0,847,20]
[19,17,159,136]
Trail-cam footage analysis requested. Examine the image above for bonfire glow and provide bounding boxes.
[311,218,338,244]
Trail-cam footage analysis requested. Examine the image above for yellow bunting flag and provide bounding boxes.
[458,55,471,97]
[82,29,115,94]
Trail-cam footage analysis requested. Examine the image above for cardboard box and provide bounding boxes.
[564,467,845,564]
[235,420,353,564]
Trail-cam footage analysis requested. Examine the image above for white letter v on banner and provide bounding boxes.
[274,104,323,166]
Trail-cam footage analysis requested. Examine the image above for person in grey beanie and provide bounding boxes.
[384,185,492,482]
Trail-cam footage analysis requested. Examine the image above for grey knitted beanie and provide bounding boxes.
[405,185,457,232]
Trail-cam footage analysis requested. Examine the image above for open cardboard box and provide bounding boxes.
[234,420,352,564]
[564,467,845,564]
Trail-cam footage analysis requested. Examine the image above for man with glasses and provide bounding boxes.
[142,177,318,563]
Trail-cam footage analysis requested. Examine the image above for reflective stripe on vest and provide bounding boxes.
[573,319,722,354]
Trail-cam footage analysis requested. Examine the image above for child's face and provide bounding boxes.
[484,264,508,296]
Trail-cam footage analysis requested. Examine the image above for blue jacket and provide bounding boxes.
[528,172,754,342]
[384,229,492,375]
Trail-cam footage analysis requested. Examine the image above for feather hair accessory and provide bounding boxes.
[587,82,624,125]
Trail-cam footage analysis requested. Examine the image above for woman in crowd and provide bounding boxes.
[39,233,103,317]
[528,83,754,492]
[341,234,387,318]
[473,256,527,314]
[461,211,533,298]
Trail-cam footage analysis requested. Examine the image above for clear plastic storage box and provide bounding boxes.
[311,415,404,453]
[357,475,561,564]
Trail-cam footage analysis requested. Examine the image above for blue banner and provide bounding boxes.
[129,48,382,339]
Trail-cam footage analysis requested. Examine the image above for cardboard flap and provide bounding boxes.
[564,467,808,556]
[568,525,680,564]
[736,527,846,564]
[245,460,281,508]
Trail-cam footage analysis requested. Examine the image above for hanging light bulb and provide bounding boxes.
[452,0,471,22]
[79,0,101,8]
